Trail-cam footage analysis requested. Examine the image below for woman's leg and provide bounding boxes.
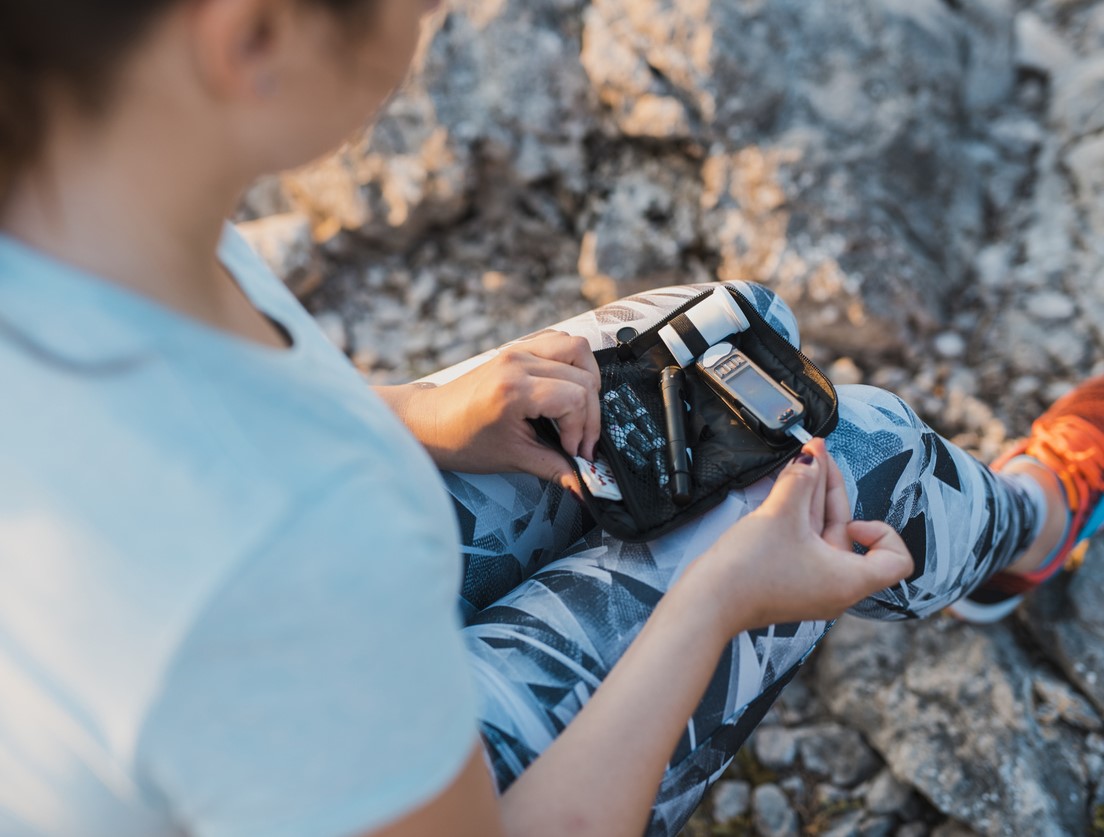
[451,284,1042,835]
[427,282,801,621]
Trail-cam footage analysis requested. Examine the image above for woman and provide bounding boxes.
[0,1,1100,835]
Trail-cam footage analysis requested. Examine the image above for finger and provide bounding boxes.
[822,446,853,550]
[523,377,592,457]
[516,332,601,386]
[805,439,829,535]
[513,354,602,460]
[846,519,915,583]
[759,447,821,525]
[521,333,603,456]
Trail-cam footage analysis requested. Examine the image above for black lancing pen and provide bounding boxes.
[660,366,693,505]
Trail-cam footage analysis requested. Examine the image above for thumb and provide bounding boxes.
[759,452,820,521]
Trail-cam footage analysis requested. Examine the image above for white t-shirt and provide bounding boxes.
[0,227,478,836]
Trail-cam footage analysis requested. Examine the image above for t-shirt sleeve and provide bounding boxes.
[136,470,480,837]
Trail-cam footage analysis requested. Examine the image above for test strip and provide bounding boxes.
[788,424,813,444]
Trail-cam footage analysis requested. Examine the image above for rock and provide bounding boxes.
[828,358,864,387]
[1052,56,1104,139]
[799,725,881,788]
[816,616,1092,836]
[712,780,751,823]
[1015,12,1075,77]
[933,332,966,359]
[866,770,916,816]
[578,154,700,303]
[820,809,865,837]
[1027,291,1076,322]
[1024,539,1104,716]
[751,783,799,837]
[779,775,807,808]
[754,726,798,770]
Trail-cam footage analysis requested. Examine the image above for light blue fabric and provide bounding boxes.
[0,227,478,836]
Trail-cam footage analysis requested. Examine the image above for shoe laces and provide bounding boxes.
[1031,415,1104,502]
[1029,415,1104,570]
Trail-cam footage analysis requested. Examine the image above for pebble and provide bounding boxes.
[1028,291,1077,322]
[780,775,807,808]
[712,780,751,822]
[828,357,864,386]
[895,824,928,837]
[819,809,865,837]
[865,769,914,816]
[751,783,800,837]
[800,725,881,788]
[754,726,798,770]
[933,332,966,360]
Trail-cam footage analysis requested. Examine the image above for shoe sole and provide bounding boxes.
[945,593,1025,625]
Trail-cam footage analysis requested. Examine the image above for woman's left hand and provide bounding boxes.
[377,332,602,491]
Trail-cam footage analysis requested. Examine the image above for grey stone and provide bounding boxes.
[820,809,865,837]
[751,783,799,837]
[1024,539,1104,716]
[933,332,966,359]
[799,724,881,788]
[712,779,751,823]
[1028,291,1076,322]
[816,616,1092,836]
[754,726,798,770]
[1014,12,1075,77]
[779,775,807,808]
[866,769,915,816]
[828,357,864,387]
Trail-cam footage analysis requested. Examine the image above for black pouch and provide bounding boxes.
[533,286,839,542]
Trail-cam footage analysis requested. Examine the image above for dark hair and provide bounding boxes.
[0,0,375,201]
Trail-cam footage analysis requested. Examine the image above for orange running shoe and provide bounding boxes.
[949,376,1104,624]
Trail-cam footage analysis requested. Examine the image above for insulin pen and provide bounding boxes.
[660,367,693,506]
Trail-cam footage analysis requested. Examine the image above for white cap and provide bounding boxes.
[658,287,751,367]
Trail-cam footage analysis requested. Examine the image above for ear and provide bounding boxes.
[189,0,294,101]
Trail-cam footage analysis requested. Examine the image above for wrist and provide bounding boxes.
[662,558,759,649]
[375,383,451,466]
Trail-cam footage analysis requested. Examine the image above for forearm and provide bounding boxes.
[499,561,751,837]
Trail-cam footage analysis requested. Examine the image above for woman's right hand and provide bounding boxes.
[689,437,915,639]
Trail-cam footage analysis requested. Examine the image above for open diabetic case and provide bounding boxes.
[532,285,840,542]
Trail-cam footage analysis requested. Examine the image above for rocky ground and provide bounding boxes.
[236,0,1104,834]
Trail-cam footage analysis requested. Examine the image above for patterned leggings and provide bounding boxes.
[420,283,1040,836]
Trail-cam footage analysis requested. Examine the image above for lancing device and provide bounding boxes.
[660,366,693,506]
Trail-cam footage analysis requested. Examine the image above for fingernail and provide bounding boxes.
[794,453,815,466]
